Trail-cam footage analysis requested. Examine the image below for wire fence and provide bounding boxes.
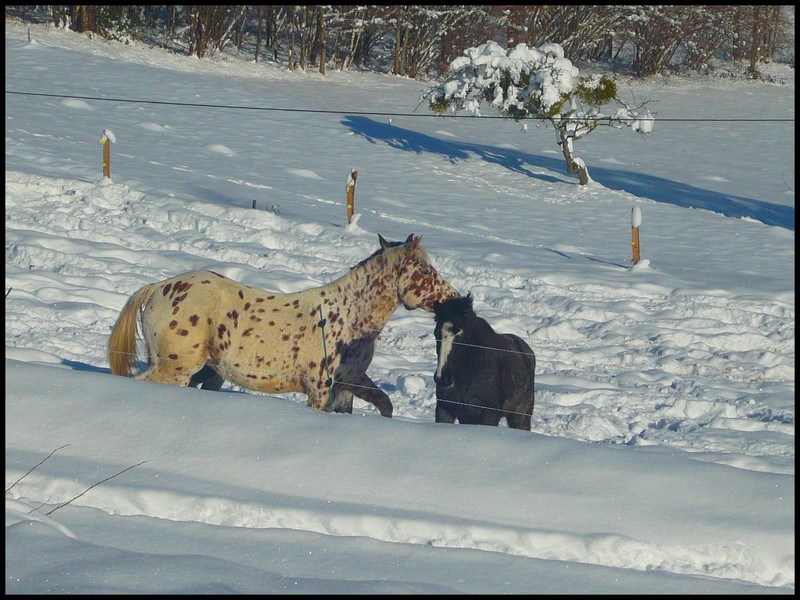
[5,90,795,122]
[107,334,539,421]
[11,82,788,422]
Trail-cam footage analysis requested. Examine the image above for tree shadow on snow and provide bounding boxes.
[343,116,793,231]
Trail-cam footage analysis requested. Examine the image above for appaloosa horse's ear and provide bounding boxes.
[379,234,389,249]
[406,234,421,252]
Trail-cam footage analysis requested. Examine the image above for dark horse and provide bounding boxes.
[433,294,535,430]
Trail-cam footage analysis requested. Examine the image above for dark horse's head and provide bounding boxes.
[432,294,476,387]
[433,293,476,334]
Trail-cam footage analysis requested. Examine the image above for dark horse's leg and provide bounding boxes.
[451,400,490,425]
[435,400,457,423]
[506,411,532,431]
[481,407,503,427]
[505,334,535,431]
[189,364,225,391]
[457,413,483,425]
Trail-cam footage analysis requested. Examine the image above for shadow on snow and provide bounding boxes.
[343,116,793,231]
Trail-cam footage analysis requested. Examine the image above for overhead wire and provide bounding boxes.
[5,90,795,122]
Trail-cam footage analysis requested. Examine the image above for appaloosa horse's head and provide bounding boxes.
[385,234,460,311]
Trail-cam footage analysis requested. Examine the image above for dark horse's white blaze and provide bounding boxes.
[435,322,459,387]
[108,234,460,418]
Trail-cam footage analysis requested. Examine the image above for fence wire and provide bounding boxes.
[107,334,538,421]
[5,90,795,122]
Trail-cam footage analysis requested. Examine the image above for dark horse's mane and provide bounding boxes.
[434,293,477,325]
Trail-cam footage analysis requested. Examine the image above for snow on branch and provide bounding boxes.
[423,40,655,132]
[421,40,656,184]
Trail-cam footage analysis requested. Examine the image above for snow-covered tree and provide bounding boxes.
[421,40,655,185]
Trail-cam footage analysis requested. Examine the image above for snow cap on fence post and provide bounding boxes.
[100,128,116,180]
[346,170,358,224]
[631,206,642,265]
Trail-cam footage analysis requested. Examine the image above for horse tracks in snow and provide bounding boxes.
[5,171,795,477]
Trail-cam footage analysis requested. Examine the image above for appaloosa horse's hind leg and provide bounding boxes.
[325,377,391,417]
[349,373,393,417]
[134,363,194,386]
[189,364,225,391]
[134,338,207,388]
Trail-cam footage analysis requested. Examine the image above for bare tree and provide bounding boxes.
[253,5,266,63]
[20,5,797,78]
[70,5,97,33]
[391,5,408,75]
[299,5,310,69]
[287,5,297,69]
[317,5,327,75]
[351,6,392,70]
[165,5,178,44]
[48,5,97,33]
[683,6,738,72]
[187,5,247,58]
[296,5,325,71]
[50,5,70,29]
[618,6,689,76]
[503,5,620,62]
[438,6,497,76]
[334,5,371,72]
[268,6,289,63]
[388,6,485,79]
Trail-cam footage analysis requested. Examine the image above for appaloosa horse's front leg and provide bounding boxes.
[348,373,393,418]
[332,387,354,414]
[304,382,361,416]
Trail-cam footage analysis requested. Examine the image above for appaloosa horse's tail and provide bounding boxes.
[108,283,157,377]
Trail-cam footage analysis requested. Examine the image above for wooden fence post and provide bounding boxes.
[346,170,358,223]
[102,139,110,178]
[631,206,642,265]
[100,128,116,179]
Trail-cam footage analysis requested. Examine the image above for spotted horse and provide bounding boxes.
[108,234,460,417]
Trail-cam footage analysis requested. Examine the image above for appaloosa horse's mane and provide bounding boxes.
[108,234,459,418]
[354,235,406,269]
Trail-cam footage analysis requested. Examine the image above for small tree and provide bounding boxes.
[421,41,655,185]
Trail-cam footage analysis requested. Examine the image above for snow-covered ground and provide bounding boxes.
[5,19,794,593]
